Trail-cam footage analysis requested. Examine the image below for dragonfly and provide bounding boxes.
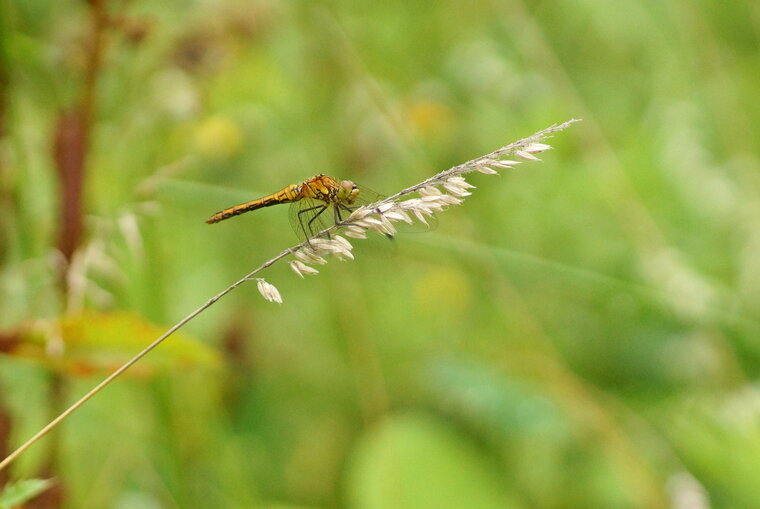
[206,174,379,240]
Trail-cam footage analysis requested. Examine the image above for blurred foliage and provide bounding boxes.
[0,479,53,509]
[1,0,760,508]
[345,412,518,509]
[7,310,219,377]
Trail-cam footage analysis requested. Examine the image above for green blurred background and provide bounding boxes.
[1,0,760,508]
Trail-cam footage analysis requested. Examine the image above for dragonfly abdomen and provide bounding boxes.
[206,183,303,224]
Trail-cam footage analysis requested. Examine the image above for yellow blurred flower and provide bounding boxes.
[193,116,244,159]
[406,99,454,138]
[414,265,472,319]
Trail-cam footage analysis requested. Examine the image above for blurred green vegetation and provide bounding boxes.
[1,0,760,508]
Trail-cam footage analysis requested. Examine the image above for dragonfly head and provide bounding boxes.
[338,180,360,204]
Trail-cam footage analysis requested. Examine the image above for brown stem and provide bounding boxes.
[54,0,109,268]
[53,109,87,266]
[81,0,108,131]
[0,0,11,266]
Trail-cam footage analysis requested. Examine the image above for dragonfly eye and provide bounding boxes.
[339,180,360,204]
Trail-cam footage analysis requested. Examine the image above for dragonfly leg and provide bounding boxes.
[296,204,327,240]
[339,203,359,218]
[299,204,329,239]
[336,203,380,234]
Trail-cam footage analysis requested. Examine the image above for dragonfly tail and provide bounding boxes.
[206,198,275,224]
[206,184,302,224]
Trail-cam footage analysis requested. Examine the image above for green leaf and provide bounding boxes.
[344,412,521,509]
[0,479,53,509]
[8,310,220,376]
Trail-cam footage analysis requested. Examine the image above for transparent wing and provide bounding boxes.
[289,198,333,241]
[353,184,385,205]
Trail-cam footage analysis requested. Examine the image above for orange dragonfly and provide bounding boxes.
[206,174,376,240]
